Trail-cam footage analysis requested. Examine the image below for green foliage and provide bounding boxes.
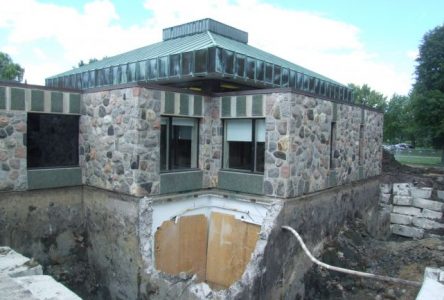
[76,58,99,68]
[411,24,444,163]
[384,94,410,143]
[348,83,387,110]
[0,52,24,82]
[415,24,444,93]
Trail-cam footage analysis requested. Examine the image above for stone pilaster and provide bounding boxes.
[0,112,27,191]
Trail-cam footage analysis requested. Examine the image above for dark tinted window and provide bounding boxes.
[27,113,79,168]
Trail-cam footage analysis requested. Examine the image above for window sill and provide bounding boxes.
[27,167,82,190]
[160,168,201,174]
[220,168,264,175]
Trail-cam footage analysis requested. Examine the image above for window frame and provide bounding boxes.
[160,116,200,173]
[222,118,265,174]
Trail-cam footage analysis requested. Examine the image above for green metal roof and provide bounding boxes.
[49,31,341,85]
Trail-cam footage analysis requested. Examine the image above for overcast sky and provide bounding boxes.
[1,0,443,97]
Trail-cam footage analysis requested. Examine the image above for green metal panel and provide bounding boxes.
[47,31,343,87]
[69,93,81,114]
[10,88,25,110]
[31,90,44,111]
[236,96,246,117]
[252,95,263,116]
[27,167,82,190]
[0,87,5,109]
[221,96,231,117]
[51,91,63,112]
[218,170,263,195]
[160,171,203,194]
[164,92,175,114]
[332,103,338,122]
[193,95,202,116]
[328,170,337,188]
[179,94,189,115]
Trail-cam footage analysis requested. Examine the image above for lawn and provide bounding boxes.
[394,148,443,166]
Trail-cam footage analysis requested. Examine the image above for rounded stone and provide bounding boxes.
[263,181,273,195]
[0,129,6,139]
[0,116,9,127]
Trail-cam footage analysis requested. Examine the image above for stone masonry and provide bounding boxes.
[80,87,161,197]
[200,95,222,188]
[0,112,27,191]
[263,92,382,198]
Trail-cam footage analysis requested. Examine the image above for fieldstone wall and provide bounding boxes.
[200,96,222,188]
[333,104,362,185]
[363,110,383,178]
[288,95,333,197]
[0,112,27,191]
[262,92,383,198]
[80,87,161,197]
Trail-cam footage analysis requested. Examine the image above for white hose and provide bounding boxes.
[282,225,422,287]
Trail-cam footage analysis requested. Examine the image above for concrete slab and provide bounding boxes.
[390,213,413,225]
[413,198,444,212]
[416,267,444,300]
[391,224,424,239]
[393,196,413,206]
[0,247,42,277]
[437,190,444,200]
[393,183,411,196]
[0,246,81,300]
[422,209,443,220]
[393,206,422,216]
[411,187,432,199]
[13,275,81,300]
[413,217,444,230]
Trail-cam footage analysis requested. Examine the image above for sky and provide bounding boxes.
[0,0,443,97]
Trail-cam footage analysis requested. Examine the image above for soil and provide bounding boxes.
[304,149,444,299]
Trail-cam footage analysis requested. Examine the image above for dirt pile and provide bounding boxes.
[304,219,444,300]
[304,151,444,299]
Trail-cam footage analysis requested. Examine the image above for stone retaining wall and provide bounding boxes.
[380,183,444,238]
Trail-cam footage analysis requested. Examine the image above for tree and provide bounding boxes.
[348,83,387,110]
[411,24,444,164]
[0,52,24,82]
[383,94,422,146]
[77,58,99,68]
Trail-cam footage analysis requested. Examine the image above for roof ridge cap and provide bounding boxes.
[206,31,217,46]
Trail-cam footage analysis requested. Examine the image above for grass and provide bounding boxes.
[394,148,443,166]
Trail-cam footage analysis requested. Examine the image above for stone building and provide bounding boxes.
[0,19,383,299]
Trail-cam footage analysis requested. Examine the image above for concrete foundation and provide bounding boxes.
[0,177,381,299]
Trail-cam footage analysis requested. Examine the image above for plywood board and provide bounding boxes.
[178,214,208,280]
[155,214,208,280]
[206,212,260,289]
[154,219,180,275]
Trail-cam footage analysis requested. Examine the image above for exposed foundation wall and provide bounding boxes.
[232,177,380,299]
[83,186,142,300]
[0,187,84,265]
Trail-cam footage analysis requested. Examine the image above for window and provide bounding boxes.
[160,117,198,171]
[27,113,79,168]
[224,119,265,173]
